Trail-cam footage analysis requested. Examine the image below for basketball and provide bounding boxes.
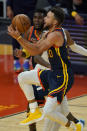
[12,15,17,30]
[12,14,31,33]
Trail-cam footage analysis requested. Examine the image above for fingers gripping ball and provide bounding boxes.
[12,14,31,33]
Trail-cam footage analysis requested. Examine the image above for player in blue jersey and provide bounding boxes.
[8,6,87,131]
[14,9,85,131]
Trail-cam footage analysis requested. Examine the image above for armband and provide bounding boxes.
[22,48,30,58]
[71,11,77,17]
[17,35,22,40]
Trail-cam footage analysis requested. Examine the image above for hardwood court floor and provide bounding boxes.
[0,95,87,131]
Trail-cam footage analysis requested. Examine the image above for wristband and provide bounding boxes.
[17,35,22,40]
[71,11,77,17]
[22,48,30,58]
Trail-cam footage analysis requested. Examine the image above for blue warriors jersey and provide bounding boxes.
[27,26,40,41]
[27,26,41,68]
[23,26,40,58]
[47,28,71,72]
[38,27,74,103]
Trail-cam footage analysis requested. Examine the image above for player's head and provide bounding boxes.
[44,6,65,29]
[73,0,82,5]
[33,9,47,30]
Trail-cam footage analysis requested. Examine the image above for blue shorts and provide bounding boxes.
[38,68,74,104]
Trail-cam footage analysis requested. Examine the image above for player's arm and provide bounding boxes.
[14,48,30,58]
[24,28,50,68]
[34,55,51,68]
[65,30,87,56]
[21,27,33,58]
[13,27,32,58]
[8,25,64,56]
[17,31,63,55]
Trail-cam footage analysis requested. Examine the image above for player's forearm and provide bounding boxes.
[17,36,42,56]
[69,42,87,56]
[34,55,51,68]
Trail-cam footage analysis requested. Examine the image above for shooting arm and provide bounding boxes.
[17,36,50,56]
[8,25,63,56]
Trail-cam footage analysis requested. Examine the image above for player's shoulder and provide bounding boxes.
[48,30,62,39]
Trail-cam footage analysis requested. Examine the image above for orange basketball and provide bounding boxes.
[12,15,17,30]
[12,14,31,33]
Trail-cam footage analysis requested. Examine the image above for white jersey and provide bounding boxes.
[34,51,49,70]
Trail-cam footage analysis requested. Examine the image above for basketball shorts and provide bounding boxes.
[38,68,74,104]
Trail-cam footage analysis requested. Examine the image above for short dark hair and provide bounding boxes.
[49,6,65,25]
[34,8,47,17]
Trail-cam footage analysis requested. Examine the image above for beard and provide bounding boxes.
[43,23,53,30]
[43,26,49,30]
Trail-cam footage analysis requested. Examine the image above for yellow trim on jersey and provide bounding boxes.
[63,64,68,97]
[48,48,66,95]
[22,48,30,58]
[39,69,45,76]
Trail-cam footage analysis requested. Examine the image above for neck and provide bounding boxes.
[49,25,61,32]
[49,25,56,32]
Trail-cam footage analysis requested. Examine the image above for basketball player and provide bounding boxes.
[8,6,87,130]
[42,28,87,131]
[14,8,85,131]
[14,8,49,131]
[15,9,50,69]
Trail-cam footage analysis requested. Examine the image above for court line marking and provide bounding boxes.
[68,94,87,101]
[0,94,87,119]
[69,104,87,108]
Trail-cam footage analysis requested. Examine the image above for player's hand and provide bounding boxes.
[7,6,14,20]
[13,48,22,58]
[8,24,21,40]
[74,14,84,25]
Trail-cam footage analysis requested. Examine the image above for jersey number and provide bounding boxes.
[48,49,53,58]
